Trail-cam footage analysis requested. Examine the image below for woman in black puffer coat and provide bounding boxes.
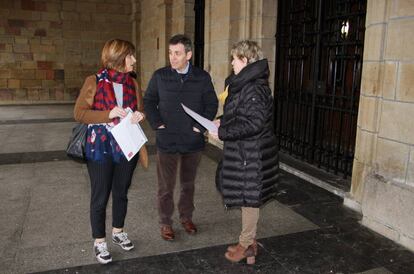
[210,40,279,265]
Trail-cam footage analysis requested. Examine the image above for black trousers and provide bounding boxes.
[87,154,138,239]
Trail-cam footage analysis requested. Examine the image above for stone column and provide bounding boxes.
[204,0,277,148]
[204,0,277,109]
[157,0,173,68]
[349,0,414,252]
[131,0,142,84]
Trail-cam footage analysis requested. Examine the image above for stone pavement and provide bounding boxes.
[0,104,413,274]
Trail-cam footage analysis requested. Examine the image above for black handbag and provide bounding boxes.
[66,123,88,162]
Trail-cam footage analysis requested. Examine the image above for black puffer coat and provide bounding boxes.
[217,59,279,208]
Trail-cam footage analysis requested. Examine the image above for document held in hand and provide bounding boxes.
[110,108,148,161]
[181,103,218,134]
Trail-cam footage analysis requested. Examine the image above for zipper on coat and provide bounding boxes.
[238,141,247,205]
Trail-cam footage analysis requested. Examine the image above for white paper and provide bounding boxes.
[181,104,218,134]
[110,109,148,161]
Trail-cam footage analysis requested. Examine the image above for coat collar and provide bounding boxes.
[229,59,269,94]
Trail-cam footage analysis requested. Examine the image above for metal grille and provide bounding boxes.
[275,0,366,179]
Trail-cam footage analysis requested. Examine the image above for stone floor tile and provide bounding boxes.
[35,253,186,274]
[385,260,414,274]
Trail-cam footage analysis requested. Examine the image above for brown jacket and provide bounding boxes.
[74,75,148,168]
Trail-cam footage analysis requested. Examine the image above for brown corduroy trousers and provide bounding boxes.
[156,150,202,226]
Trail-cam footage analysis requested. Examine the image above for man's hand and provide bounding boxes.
[209,131,220,140]
[130,111,145,124]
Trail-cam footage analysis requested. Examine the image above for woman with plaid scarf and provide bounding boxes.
[74,39,145,264]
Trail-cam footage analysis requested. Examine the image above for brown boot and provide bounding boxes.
[224,243,256,265]
[227,239,257,254]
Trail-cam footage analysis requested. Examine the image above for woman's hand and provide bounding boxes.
[209,119,221,140]
[130,111,145,124]
[209,131,219,140]
[109,106,127,119]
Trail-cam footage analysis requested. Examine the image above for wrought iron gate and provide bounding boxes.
[275,0,366,179]
[194,0,205,68]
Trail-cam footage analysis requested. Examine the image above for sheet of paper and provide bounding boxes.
[110,110,148,161]
[181,103,218,134]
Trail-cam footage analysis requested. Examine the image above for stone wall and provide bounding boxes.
[136,0,194,90]
[0,0,131,103]
[350,0,414,251]
[204,0,277,118]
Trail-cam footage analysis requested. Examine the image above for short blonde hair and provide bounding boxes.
[231,40,263,64]
[101,39,135,71]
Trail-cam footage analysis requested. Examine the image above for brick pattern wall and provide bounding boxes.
[0,0,131,103]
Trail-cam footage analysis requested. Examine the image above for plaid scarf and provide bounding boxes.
[86,68,138,162]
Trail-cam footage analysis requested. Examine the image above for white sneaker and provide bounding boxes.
[112,231,134,251]
[93,241,112,264]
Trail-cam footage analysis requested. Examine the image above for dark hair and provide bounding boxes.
[169,34,192,53]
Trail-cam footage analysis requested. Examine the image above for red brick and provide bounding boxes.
[0,89,13,100]
[35,2,47,11]
[25,21,36,28]
[37,61,53,69]
[21,0,36,10]
[8,19,26,28]
[46,70,54,80]
[21,0,45,11]
[0,44,5,51]
[34,29,46,37]
[50,21,62,29]
[5,27,21,35]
